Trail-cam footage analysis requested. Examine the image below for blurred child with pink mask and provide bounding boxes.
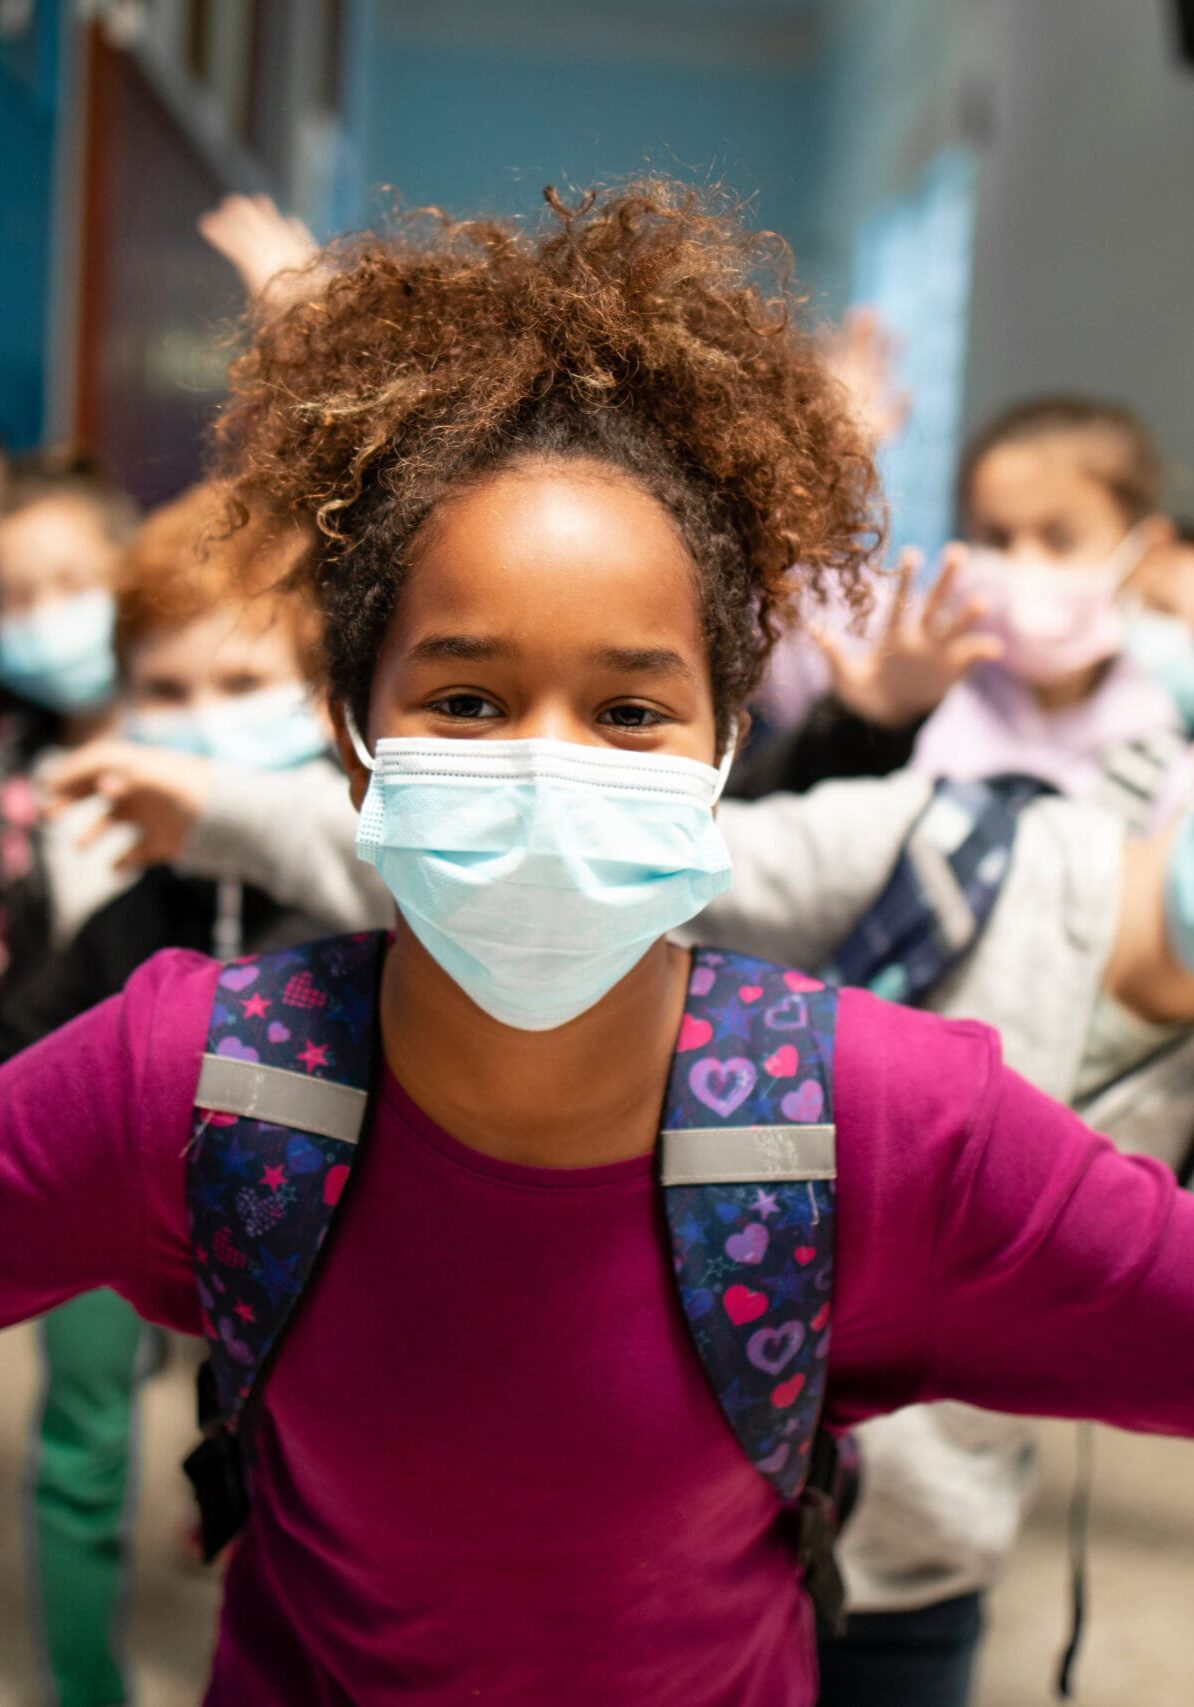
[910,397,1189,831]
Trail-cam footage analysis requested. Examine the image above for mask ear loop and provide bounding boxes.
[712,720,739,804]
[343,704,376,772]
[1110,520,1152,590]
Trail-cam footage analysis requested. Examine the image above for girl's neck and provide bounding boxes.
[1027,657,1110,714]
[380,920,692,1168]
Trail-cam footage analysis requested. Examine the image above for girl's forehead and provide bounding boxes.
[0,496,111,550]
[403,466,707,656]
[969,439,1124,519]
[133,605,296,664]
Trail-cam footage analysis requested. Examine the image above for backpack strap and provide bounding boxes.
[184,930,386,1557]
[661,947,845,1631]
[1089,728,1189,836]
[819,774,1047,1005]
[185,932,846,1597]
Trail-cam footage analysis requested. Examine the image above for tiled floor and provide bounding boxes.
[976,1421,1194,1705]
[1,1320,1191,1705]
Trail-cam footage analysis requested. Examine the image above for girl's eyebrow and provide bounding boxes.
[406,633,511,664]
[591,645,696,681]
[405,634,696,681]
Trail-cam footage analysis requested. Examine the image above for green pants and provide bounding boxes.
[28,1290,146,1707]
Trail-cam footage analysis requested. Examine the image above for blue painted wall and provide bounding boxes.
[800,0,1194,507]
[0,0,60,451]
[361,22,828,298]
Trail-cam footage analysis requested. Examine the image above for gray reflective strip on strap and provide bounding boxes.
[196,1054,368,1145]
[660,1124,836,1186]
[905,832,975,952]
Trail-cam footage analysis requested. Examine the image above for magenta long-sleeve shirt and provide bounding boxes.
[2,949,1193,1704]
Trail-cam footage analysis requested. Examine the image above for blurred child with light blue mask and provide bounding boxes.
[0,454,135,720]
[1120,519,1194,731]
[0,453,138,1004]
[116,483,328,773]
[8,480,334,1707]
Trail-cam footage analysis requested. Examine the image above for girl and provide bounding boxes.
[2,184,1194,1707]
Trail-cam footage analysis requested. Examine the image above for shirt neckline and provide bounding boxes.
[379,1067,657,1191]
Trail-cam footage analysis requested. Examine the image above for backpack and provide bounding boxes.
[184,933,847,1632]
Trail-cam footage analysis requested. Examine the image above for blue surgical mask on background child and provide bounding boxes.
[1123,607,1194,732]
[123,682,329,770]
[0,589,118,712]
[349,719,735,1030]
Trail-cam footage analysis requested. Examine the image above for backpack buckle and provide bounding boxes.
[183,1427,249,1563]
[795,1430,852,1639]
[795,1484,847,1639]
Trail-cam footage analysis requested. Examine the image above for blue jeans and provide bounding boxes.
[816,1592,985,1707]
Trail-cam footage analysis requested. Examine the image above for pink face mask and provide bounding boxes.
[957,528,1147,684]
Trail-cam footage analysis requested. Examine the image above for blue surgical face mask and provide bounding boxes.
[348,719,735,1031]
[1124,606,1194,732]
[123,682,329,770]
[0,589,117,712]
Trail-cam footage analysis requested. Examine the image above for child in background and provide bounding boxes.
[1130,516,1194,630]
[12,483,339,1707]
[0,450,131,731]
[743,400,1192,823]
[3,181,1194,1707]
[0,452,138,1001]
[909,397,1188,828]
[1123,517,1194,730]
[725,397,1194,1704]
[4,482,335,1051]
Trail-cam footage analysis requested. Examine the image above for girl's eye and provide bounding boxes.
[599,703,666,730]
[139,681,189,705]
[428,693,502,721]
[975,526,1009,551]
[1043,527,1078,556]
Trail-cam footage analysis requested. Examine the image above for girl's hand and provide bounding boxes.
[198,194,320,305]
[41,741,214,873]
[813,546,1004,730]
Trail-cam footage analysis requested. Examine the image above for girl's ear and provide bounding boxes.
[330,698,372,810]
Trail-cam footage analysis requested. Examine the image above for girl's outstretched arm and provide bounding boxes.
[828,993,1194,1437]
[0,952,210,1334]
[926,1060,1194,1433]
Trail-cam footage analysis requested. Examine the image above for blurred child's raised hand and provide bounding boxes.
[821,306,911,449]
[814,546,1004,729]
[42,740,213,873]
[198,194,319,304]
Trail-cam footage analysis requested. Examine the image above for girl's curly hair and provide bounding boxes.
[216,179,883,745]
